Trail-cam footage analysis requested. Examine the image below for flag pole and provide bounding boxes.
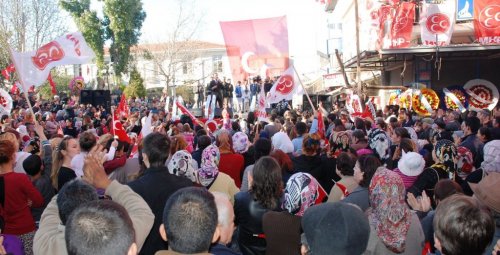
[292,65,316,112]
[8,48,35,114]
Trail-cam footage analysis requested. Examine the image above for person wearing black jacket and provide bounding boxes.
[223,78,234,108]
[209,74,224,108]
[128,133,193,255]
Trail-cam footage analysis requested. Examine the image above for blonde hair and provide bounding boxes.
[170,135,187,155]
[0,132,19,151]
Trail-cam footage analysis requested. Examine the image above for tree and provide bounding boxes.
[140,0,205,96]
[104,0,146,75]
[124,68,145,98]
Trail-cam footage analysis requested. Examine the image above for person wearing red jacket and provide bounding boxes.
[0,139,44,255]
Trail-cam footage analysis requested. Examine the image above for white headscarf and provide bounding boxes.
[272,131,294,154]
[481,140,500,173]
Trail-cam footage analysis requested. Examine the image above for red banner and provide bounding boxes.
[220,16,289,83]
[474,0,500,44]
[1,64,15,81]
[47,73,57,95]
[377,5,394,50]
[390,2,415,48]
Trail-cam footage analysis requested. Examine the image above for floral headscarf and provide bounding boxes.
[272,132,294,154]
[481,140,500,173]
[368,168,411,253]
[198,145,220,187]
[433,139,457,173]
[282,173,320,217]
[368,128,391,162]
[329,131,351,157]
[167,150,197,183]
[232,132,249,154]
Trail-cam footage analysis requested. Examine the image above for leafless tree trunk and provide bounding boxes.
[138,0,206,96]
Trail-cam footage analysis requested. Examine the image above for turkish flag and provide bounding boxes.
[474,0,500,44]
[267,65,303,104]
[420,0,456,46]
[1,64,15,81]
[220,16,289,83]
[390,2,415,48]
[116,94,129,118]
[112,114,131,143]
[47,73,57,95]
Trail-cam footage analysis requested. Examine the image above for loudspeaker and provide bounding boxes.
[80,90,111,112]
[214,108,233,118]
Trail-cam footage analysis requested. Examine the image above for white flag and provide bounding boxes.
[11,32,95,92]
[267,66,303,104]
[420,0,456,46]
[255,84,269,122]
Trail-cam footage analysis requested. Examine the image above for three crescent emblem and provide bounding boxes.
[276,74,294,95]
[426,13,450,34]
[479,5,500,29]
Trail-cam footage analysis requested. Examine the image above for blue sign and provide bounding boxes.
[457,0,473,21]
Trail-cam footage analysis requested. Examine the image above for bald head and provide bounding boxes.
[212,192,235,245]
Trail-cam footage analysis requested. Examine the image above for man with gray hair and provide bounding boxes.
[210,192,240,255]
[445,110,461,131]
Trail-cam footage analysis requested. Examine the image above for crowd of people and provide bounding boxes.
[0,92,499,255]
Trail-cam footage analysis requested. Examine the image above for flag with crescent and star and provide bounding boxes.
[220,16,289,83]
[112,113,131,143]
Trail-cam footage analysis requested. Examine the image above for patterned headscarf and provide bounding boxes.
[457,146,474,178]
[434,139,457,173]
[329,131,351,157]
[272,132,294,154]
[368,168,411,253]
[198,145,220,187]
[167,150,197,183]
[368,128,391,162]
[282,173,319,217]
[232,132,249,154]
[481,140,500,173]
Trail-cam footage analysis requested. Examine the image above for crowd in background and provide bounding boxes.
[0,91,499,255]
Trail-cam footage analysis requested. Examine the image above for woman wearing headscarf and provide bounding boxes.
[167,150,198,184]
[271,132,294,155]
[198,145,239,204]
[217,131,244,188]
[368,128,392,165]
[365,169,425,255]
[408,139,457,204]
[460,139,500,196]
[262,173,321,255]
[233,131,254,169]
[234,156,283,255]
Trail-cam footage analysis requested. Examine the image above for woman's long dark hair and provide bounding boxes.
[250,156,283,209]
[358,154,381,188]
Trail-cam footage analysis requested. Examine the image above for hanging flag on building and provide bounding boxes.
[266,66,303,104]
[474,0,500,44]
[390,2,415,48]
[377,4,394,50]
[420,0,456,46]
[10,32,95,92]
[220,16,289,83]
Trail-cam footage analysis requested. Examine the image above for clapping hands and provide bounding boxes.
[407,190,431,212]
[83,145,111,190]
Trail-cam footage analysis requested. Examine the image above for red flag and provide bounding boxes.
[176,101,199,124]
[474,0,500,44]
[112,113,131,143]
[390,2,415,48]
[1,64,15,81]
[116,94,129,118]
[317,110,325,139]
[377,5,394,50]
[10,82,19,94]
[47,73,57,95]
[220,16,289,83]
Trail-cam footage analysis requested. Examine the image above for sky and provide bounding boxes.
[69,0,330,73]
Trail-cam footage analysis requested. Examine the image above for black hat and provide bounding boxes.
[302,202,370,255]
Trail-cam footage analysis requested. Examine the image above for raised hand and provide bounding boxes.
[83,145,111,189]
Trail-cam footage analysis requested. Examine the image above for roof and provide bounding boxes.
[104,41,226,55]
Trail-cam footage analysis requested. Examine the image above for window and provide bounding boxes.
[182,62,192,74]
[212,55,223,73]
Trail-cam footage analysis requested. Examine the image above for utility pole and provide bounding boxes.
[354,0,363,100]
